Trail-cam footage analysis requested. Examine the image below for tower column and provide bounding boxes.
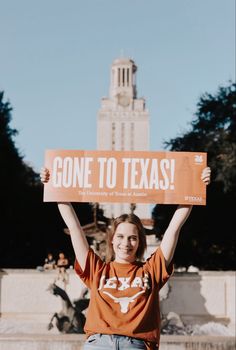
[97,57,150,219]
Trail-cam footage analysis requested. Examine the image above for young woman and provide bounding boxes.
[41,167,211,350]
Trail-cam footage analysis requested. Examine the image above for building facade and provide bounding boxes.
[97,57,150,218]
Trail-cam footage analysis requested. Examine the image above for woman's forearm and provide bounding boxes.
[58,202,82,231]
[160,205,192,266]
[167,205,192,230]
[57,202,89,269]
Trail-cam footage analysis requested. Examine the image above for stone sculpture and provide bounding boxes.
[47,283,89,333]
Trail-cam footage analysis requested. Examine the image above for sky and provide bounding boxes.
[0,0,235,172]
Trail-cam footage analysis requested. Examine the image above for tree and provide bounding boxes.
[0,92,38,186]
[0,92,93,267]
[0,91,39,266]
[165,82,236,193]
[152,82,236,269]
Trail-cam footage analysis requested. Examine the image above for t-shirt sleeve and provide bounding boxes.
[145,247,174,289]
[74,248,104,289]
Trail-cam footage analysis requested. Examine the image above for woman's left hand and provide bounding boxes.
[201,167,211,185]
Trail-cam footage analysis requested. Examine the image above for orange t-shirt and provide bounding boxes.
[75,248,173,349]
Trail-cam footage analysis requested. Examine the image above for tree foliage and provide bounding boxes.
[0,92,37,187]
[165,82,236,194]
[152,82,236,270]
[0,92,93,268]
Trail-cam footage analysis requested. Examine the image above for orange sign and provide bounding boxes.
[43,150,207,205]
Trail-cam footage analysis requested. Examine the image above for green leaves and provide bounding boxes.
[153,82,236,269]
[164,81,236,194]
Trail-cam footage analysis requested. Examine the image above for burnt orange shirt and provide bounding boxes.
[75,248,173,349]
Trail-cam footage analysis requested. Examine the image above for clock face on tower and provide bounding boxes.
[117,93,130,107]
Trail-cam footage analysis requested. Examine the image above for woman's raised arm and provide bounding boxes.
[160,205,192,267]
[40,168,89,270]
[160,166,211,267]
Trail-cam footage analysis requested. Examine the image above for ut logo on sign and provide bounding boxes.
[194,155,203,164]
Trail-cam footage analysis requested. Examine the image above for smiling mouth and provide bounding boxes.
[119,248,132,253]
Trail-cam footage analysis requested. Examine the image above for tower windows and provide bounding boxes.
[115,66,133,88]
[112,122,116,150]
[118,68,120,86]
[127,69,130,86]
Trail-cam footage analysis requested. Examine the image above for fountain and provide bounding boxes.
[0,266,235,350]
[0,316,235,350]
[0,222,235,350]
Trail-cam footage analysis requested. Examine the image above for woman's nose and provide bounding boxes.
[122,238,130,246]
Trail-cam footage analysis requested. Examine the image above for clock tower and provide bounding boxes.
[97,57,150,218]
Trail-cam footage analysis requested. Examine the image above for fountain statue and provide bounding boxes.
[47,283,89,333]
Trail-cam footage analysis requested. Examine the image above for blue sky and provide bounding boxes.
[0,0,235,172]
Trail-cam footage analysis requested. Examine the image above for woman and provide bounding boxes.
[41,166,211,350]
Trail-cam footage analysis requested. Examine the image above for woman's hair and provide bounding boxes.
[106,214,147,262]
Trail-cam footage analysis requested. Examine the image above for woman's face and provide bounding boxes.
[112,222,139,263]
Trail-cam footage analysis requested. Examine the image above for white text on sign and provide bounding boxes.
[51,156,176,191]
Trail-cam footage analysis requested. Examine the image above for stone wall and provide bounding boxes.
[0,269,235,332]
[161,271,235,331]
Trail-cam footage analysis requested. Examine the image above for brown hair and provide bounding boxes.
[106,214,147,262]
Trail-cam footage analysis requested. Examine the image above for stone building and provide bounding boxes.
[97,57,151,219]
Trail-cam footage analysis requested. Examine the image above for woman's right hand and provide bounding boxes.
[40,167,50,183]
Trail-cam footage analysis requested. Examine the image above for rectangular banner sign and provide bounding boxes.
[43,150,207,205]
